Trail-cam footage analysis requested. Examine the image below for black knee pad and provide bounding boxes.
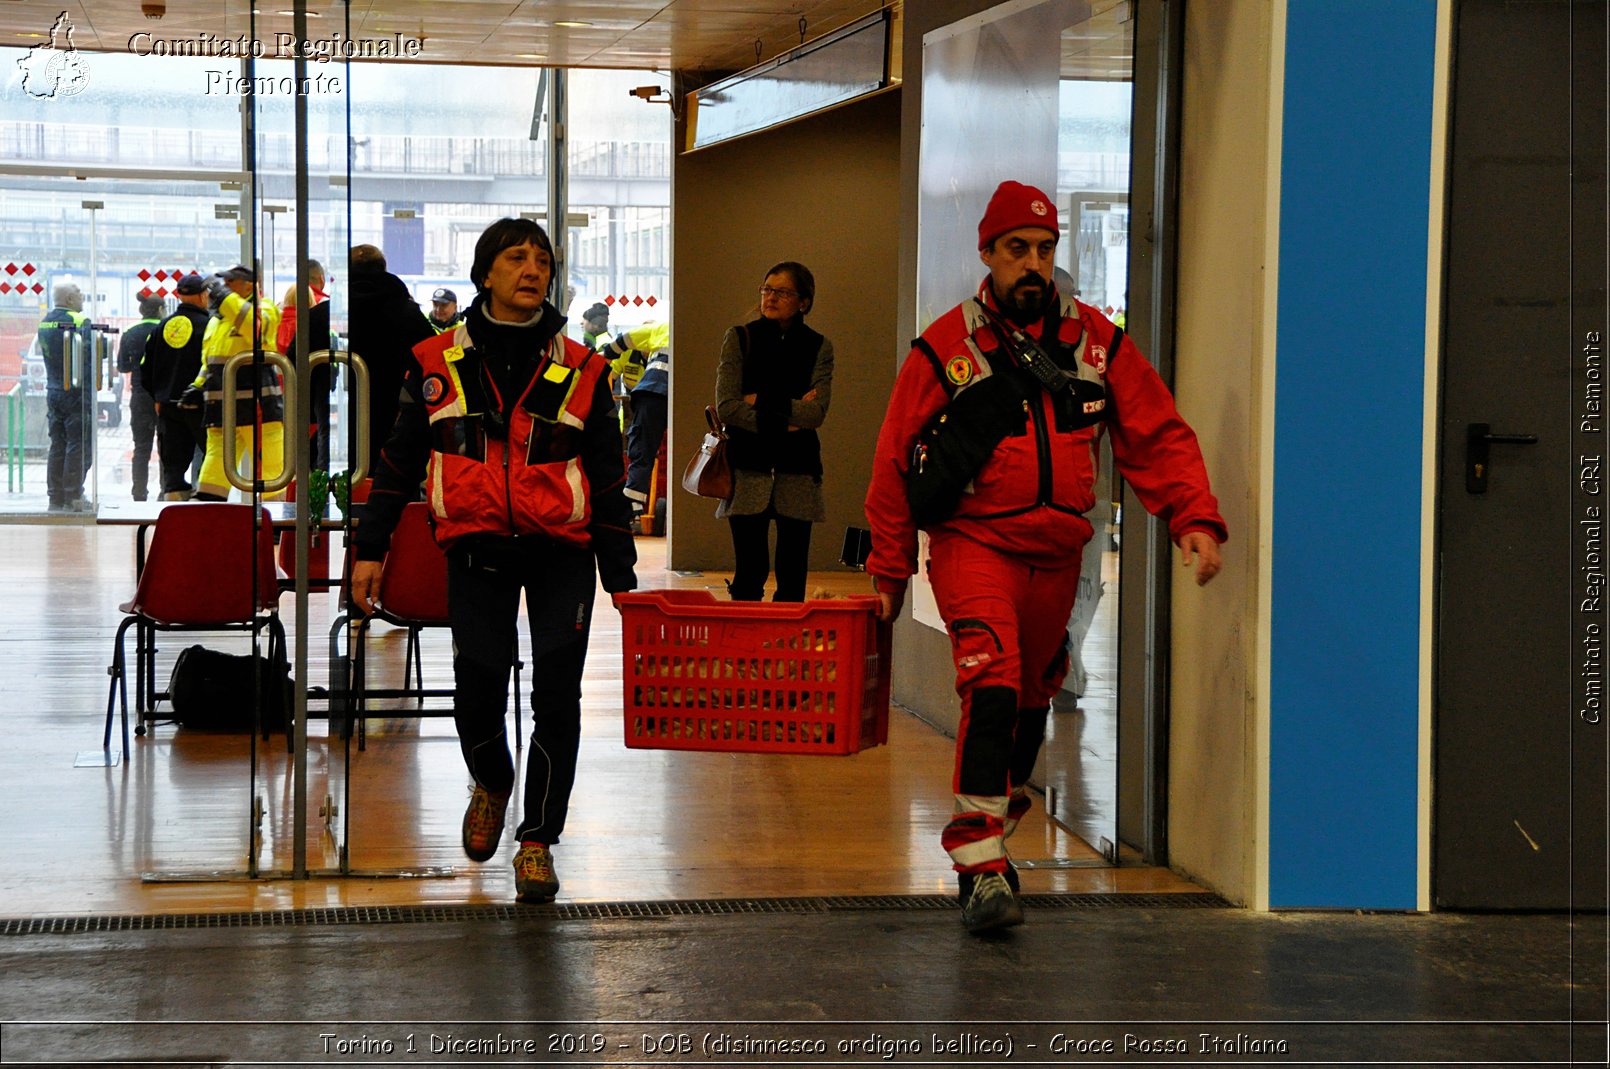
[1010,705,1050,786]
[958,685,1019,796]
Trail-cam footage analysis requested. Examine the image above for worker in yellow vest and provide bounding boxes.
[605,321,670,521]
[191,265,285,500]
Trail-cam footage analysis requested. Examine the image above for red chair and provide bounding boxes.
[362,501,449,699]
[343,501,520,749]
[104,503,285,758]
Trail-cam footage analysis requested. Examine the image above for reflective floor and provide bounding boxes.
[0,521,1198,918]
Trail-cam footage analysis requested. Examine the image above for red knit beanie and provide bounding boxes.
[977,180,1058,250]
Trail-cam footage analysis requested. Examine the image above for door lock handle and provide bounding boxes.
[1466,422,1538,493]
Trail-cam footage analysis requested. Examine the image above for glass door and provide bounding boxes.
[238,0,358,879]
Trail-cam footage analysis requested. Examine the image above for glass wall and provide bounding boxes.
[0,7,676,875]
[0,47,671,516]
[0,48,251,513]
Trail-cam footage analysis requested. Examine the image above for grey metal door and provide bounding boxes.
[1435,0,1606,909]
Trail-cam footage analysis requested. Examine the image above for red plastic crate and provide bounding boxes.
[616,589,892,755]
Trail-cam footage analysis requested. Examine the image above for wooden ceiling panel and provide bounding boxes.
[0,0,891,71]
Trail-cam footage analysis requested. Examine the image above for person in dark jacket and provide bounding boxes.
[713,261,834,601]
[38,283,93,511]
[581,302,610,350]
[347,245,435,472]
[427,287,463,334]
[143,274,211,498]
[118,295,166,501]
[348,218,636,905]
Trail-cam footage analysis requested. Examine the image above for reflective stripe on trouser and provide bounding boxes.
[446,538,597,845]
[197,422,284,500]
[928,532,1081,872]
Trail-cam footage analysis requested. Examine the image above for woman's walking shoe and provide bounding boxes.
[513,842,560,903]
[960,871,1024,933]
[461,783,510,862]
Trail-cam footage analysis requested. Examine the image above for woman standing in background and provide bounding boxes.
[714,261,834,602]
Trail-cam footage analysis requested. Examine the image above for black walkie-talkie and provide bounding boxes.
[998,325,1075,394]
[984,310,1108,426]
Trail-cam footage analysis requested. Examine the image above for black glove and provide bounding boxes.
[177,384,204,410]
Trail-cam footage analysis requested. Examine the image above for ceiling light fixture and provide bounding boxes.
[554,21,592,28]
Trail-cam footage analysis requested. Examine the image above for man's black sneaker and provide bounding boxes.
[960,871,1024,933]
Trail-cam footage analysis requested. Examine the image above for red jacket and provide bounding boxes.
[864,282,1226,586]
[275,286,326,354]
[415,324,611,549]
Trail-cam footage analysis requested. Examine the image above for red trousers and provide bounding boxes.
[927,531,1082,874]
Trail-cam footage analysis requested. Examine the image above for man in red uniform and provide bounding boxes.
[350,218,636,905]
[864,180,1226,933]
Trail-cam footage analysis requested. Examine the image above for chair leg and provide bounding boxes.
[268,617,291,753]
[512,656,524,754]
[327,610,349,743]
[354,617,371,752]
[403,625,425,705]
[135,619,152,737]
[412,626,424,703]
[105,616,137,758]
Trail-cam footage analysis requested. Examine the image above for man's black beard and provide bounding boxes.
[997,274,1052,326]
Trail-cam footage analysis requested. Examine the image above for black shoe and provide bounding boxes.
[957,860,1019,905]
[960,871,1023,933]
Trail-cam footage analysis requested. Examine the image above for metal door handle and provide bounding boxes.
[64,333,83,391]
[307,350,371,485]
[222,350,296,494]
[1466,422,1538,493]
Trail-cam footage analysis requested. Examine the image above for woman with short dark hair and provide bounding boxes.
[350,217,637,904]
[714,260,834,601]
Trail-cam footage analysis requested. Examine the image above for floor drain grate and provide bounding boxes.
[0,892,1230,935]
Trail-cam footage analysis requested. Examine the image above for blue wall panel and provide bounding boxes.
[1270,0,1437,907]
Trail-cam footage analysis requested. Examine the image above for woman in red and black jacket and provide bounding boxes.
[350,218,636,906]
